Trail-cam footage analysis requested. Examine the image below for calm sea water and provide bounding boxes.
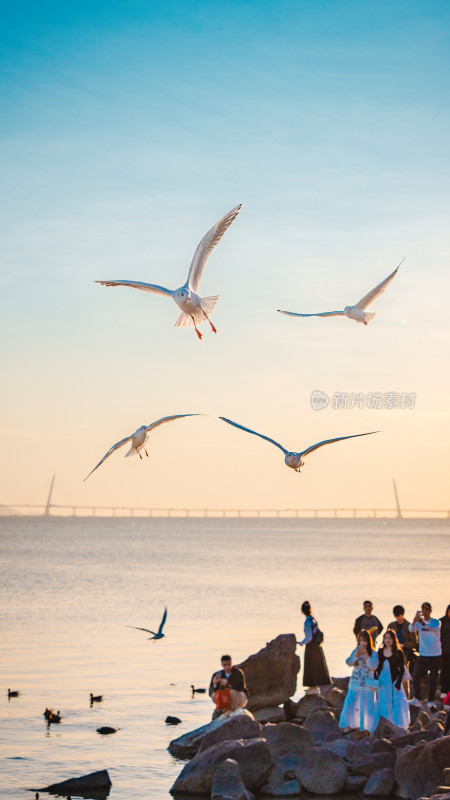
[1,516,449,799]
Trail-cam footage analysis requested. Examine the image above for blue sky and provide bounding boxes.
[1,1,449,511]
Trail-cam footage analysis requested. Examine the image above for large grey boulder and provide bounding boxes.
[263,722,313,759]
[323,738,372,763]
[254,706,286,724]
[345,775,368,792]
[427,720,445,737]
[211,759,252,800]
[331,677,350,691]
[295,746,347,794]
[169,710,250,758]
[39,770,111,793]
[302,709,340,743]
[376,715,408,740]
[262,753,303,795]
[295,694,327,719]
[395,737,450,800]
[170,737,272,794]
[371,739,396,756]
[262,770,302,796]
[348,752,396,778]
[237,635,300,712]
[198,712,261,753]
[391,730,435,748]
[363,768,395,796]
[326,687,346,710]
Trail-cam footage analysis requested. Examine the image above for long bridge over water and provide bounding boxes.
[2,477,448,518]
[1,503,449,518]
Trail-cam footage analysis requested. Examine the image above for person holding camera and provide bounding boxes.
[409,602,441,706]
[209,654,249,713]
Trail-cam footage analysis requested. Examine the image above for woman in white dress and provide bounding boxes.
[375,629,409,729]
[339,630,379,732]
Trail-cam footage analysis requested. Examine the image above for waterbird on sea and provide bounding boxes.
[95,204,242,340]
[90,693,103,703]
[127,607,168,641]
[7,689,19,698]
[191,685,206,694]
[219,417,379,473]
[84,414,198,481]
[278,259,404,326]
[46,710,62,724]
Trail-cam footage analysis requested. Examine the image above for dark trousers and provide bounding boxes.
[412,655,441,702]
[440,653,450,694]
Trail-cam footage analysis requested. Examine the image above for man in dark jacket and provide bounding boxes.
[353,600,383,643]
[388,605,418,667]
[209,654,249,711]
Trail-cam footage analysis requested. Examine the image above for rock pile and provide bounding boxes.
[168,634,450,799]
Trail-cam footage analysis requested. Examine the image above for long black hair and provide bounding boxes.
[381,628,399,654]
[357,629,373,655]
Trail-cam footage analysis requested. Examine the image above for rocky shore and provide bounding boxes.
[168,634,450,799]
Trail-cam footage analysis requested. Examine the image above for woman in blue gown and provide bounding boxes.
[375,629,409,729]
[339,630,379,732]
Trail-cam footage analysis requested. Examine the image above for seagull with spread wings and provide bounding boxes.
[278,259,404,326]
[96,204,242,340]
[127,607,168,641]
[220,417,378,473]
[84,414,197,481]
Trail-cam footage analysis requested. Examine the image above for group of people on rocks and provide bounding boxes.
[298,599,450,733]
[206,599,450,734]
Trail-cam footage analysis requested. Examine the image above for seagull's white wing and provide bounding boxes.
[300,431,379,458]
[219,417,288,455]
[84,435,132,481]
[278,309,344,318]
[186,204,242,292]
[354,259,404,310]
[158,607,168,634]
[96,279,173,298]
[145,414,199,433]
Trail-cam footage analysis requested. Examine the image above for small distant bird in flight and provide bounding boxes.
[220,417,378,473]
[127,607,168,641]
[84,414,197,481]
[96,204,242,340]
[278,259,404,326]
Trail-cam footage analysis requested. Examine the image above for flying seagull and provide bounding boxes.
[278,259,404,325]
[84,414,197,481]
[127,607,168,641]
[96,204,242,340]
[220,417,378,472]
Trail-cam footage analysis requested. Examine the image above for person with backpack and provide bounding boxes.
[297,601,331,691]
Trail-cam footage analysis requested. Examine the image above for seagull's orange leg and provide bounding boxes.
[145,449,149,457]
[191,315,203,340]
[138,451,143,460]
[202,310,217,333]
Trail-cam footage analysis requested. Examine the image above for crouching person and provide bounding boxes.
[209,654,249,713]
